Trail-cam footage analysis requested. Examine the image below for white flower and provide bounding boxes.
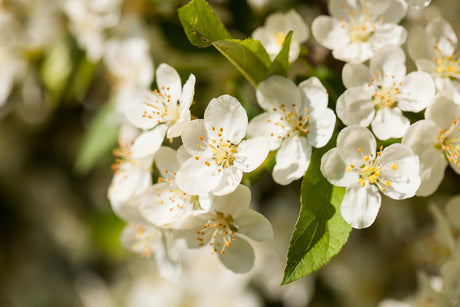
[408,18,460,103]
[104,37,154,92]
[121,223,182,283]
[247,75,335,185]
[321,126,420,228]
[402,92,460,196]
[177,184,273,273]
[312,0,407,63]
[252,9,309,63]
[107,124,153,222]
[139,146,212,229]
[63,0,122,61]
[124,63,196,157]
[176,95,269,196]
[338,46,435,140]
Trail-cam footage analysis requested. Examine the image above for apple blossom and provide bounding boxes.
[247,75,335,185]
[176,95,269,196]
[312,0,407,63]
[408,18,460,103]
[252,9,309,63]
[177,184,273,273]
[139,146,212,229]
[124,63,195,157]
[337,46,435,140]
[402,93,460,196]
[321,126,420,228]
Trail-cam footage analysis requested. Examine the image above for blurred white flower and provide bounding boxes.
[125,63,195,157]
[107,124,154,222]
[402,93,460,196]
[338,45,435,140]
[408,18,460,103]
[104,37,154,92]
[312,0,407,63]
[252,9,309,63]
[63,0,122,61]
[121,223,182,283]
[247,75,335,185]
[178,184,273,273]
[176,95,269,196]
[321,126,420,228]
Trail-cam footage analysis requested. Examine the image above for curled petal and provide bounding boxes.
[371,108,410,140]
[398,72,435,112]
[342,63,371,89]
[156,63,182,105]
[256,75,301,112]
[218,236,255,273]
[176,157,221,195]
[272,135,311,185]
[341,183,381,229]
[131,125,167,158]
[234,137,270,173]
[321,147,359,187]
[247,112,287,151]
[236,209,274,242]
[312,16,349,51]
[336,86,375,127]
[212,166,243,196]
[212,184,251,214]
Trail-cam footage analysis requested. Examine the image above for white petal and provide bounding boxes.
[377,0,407,24]
[212,184,251,215]
[181,119,208,156]
[212,166,243,196]
[204,95,248,144]
[179,73,196,112]
[369,24,407,51]
[342,63,371,89]
[283,9,309,42]
[218,236,255,273]
[320,148,359,187]
[341,183,381,229]
[131,125,167,158]
[256,75,301,112]
[156,63,182,105]
[426,18,458,54]
[332,41,373,64]
[175,157,221,195]
[336,86,375,127]
[408,26,435,61]
[247,112,287,151]
[307,108,336,148]
[298,77,329,113]
[311,16,350,51]
[369,45,406,82]
[234,137,270,172]
[371,108,410,140]
[272,135,311,185]
[402,120,447,196]
[235,209,273,242]
[124,90,160,130]
[426,93,460,130]
[139,184,193,228]
[415,59,437,76]
[167,117,190,139]
[337,126,376,165]
[154,146,180,176]
[380,144,421,199]
[398,72,435,112]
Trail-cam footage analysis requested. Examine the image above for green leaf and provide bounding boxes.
[213,38,271,87]
[178,0,231,48]
[74,103,119,175]
[281,146,351,285]
[266,31,292,78]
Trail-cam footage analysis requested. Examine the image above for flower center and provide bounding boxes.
[155,170,190,212]
[266,104,309,139]
[275,31,287,46]
[196,212,238,254]
[433,45,460,80]
[438,118,460,166]
[339,7,380,43]
[369,70,402,109]
[195,127,238,171]
[129,225,159,258]
[142,87,178,124]
[347,146,395,191]
[111,143,133,173]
